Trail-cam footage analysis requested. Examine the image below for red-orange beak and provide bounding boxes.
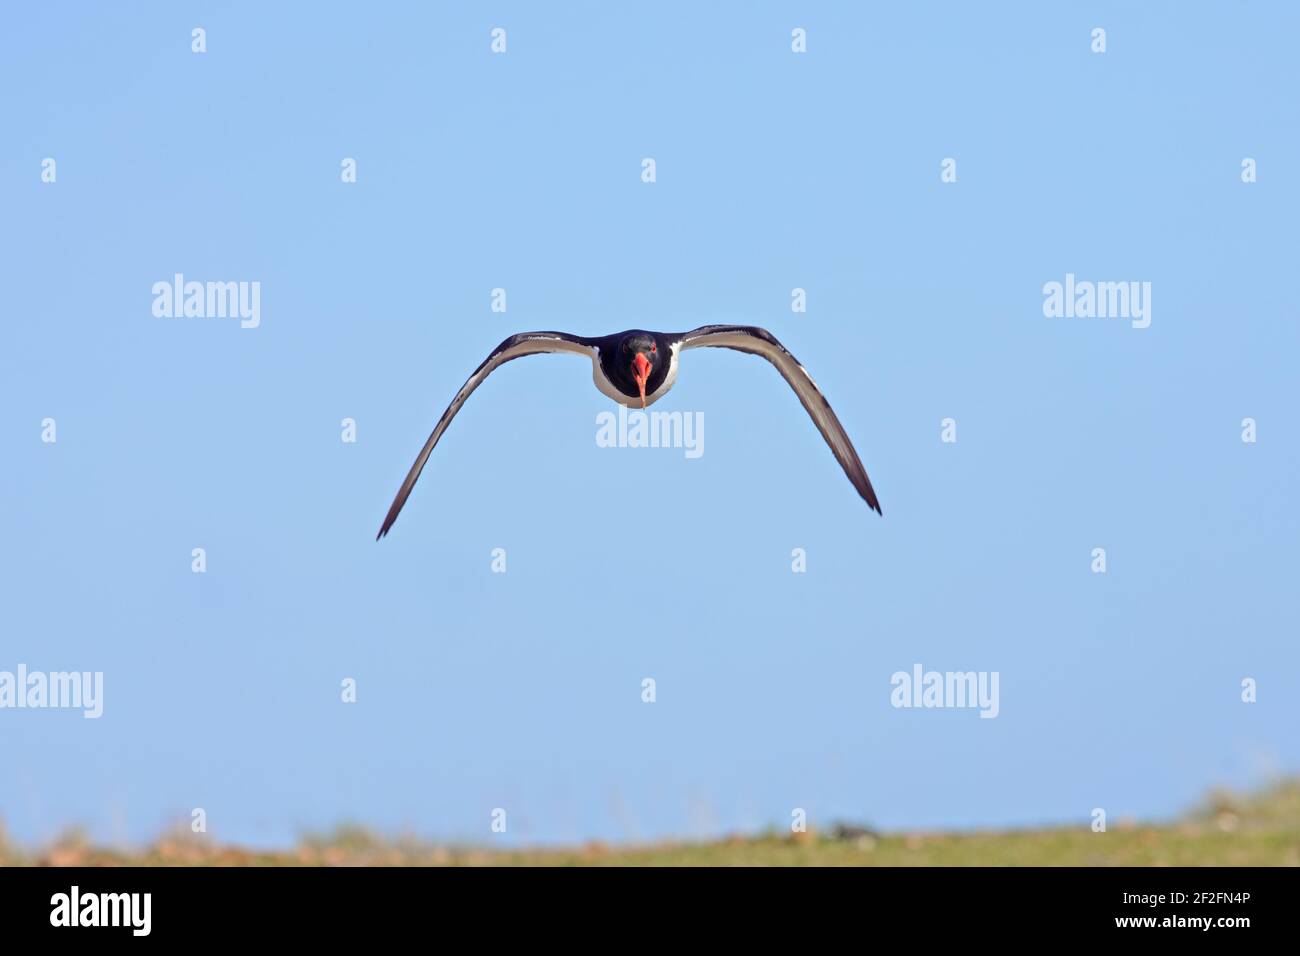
[631,352,652,408]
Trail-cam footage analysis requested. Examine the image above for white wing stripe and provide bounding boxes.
[678,325,881,513]
[377,332,595,537]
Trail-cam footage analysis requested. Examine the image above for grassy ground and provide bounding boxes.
[4,780,1297,867]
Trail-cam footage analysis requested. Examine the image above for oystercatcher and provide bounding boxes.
[377,325,881,538]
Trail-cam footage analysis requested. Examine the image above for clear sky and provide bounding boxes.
[1,3,1296,848]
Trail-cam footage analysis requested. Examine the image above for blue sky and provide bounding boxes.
[1,2,1296,848]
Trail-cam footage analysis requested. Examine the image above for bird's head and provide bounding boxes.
[619,332,661,407]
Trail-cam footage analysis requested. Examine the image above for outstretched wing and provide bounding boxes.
[377,331,596,539]
[677,325,882,514]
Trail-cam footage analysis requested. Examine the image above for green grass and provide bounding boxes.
[4,780,1298,866]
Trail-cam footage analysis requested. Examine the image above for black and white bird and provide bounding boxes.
[377,325,881,538]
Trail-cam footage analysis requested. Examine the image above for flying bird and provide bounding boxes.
[377,325,881,538]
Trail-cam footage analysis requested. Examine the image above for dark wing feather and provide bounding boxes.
[677,325,882,514]
[377,331,596,539]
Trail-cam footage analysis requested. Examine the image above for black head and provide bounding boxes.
[603,330,669,406]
